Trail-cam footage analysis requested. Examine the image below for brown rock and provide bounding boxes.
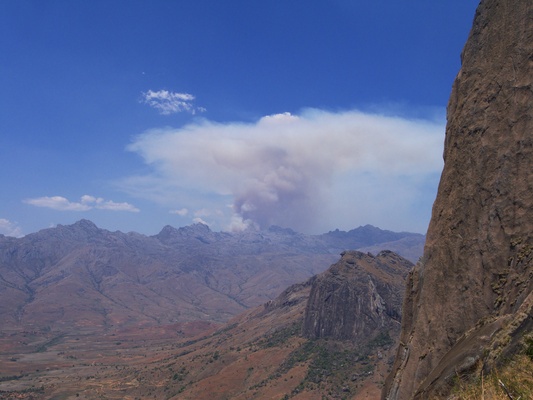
[383,0,533,398]
[302,250,412,342]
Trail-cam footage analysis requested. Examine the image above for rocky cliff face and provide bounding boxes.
[383,0,533,398]
[303,250,412,342]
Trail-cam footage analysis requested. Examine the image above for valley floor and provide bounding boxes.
[0,315,395,399]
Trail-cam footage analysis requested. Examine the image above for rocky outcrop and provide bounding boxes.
[161,251,412,400]
[302,250,412,342]
[383,0,533,398]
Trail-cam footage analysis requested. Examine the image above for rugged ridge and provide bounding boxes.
[383,0,533,398]
[303,251,411,342]
[0,220,423,335]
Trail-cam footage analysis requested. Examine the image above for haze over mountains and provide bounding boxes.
[0,219,423,336]
[0,219,422,398]
[0,244,414,399]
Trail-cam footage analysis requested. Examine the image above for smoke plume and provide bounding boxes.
[126,109,444,232]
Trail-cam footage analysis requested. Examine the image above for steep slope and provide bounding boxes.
[383,0,533,398]
[303,251,410,342]
[167,252,410,400]
[129,251,412,399]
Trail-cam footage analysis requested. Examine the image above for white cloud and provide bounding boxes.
[140,89,206,115]
[124,109,445,233]
[81,195,99,204]
[192,217,209,226]
[24,196,92,211]
[169,208,189,216]
[194,208,212,217]
[227,214,257,232]
[24,195,139,213]
[0,218,23,237]
[95,200,140,212]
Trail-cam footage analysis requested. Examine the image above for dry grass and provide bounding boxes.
[451,354,533,400]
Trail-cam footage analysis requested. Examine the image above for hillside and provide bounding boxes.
[0,250,413,399]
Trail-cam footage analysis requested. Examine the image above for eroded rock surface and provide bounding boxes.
[383,0,533,398]
[303,250,412,342]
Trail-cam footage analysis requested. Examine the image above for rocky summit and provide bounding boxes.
[303,251,411,342]
[383,0,533,398]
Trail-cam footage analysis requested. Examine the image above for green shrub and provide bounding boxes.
[525,335,533,361]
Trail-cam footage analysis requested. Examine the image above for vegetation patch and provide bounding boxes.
[172,366,189,382]
[367,331,394,349]
[0,374,25,382]
[452,354,533,399]
[0,386,45,396]
[34,334,65,353]
[525,334,533,361]
[256,323,301,349]
[304,343,362,385]
[268,339,379,399]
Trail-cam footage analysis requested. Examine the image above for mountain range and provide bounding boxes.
[0,219,423,336]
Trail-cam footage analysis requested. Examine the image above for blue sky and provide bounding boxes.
[1,1,480,237]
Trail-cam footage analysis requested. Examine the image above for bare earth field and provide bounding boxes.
[0,322,219,399]
[1,294,394,400]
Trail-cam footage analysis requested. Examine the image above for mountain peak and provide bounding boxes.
[267,225,298,235]
[156,224,179,237]
[51,219,102,238]
[72,219,98,230]
[303,250,412,341]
